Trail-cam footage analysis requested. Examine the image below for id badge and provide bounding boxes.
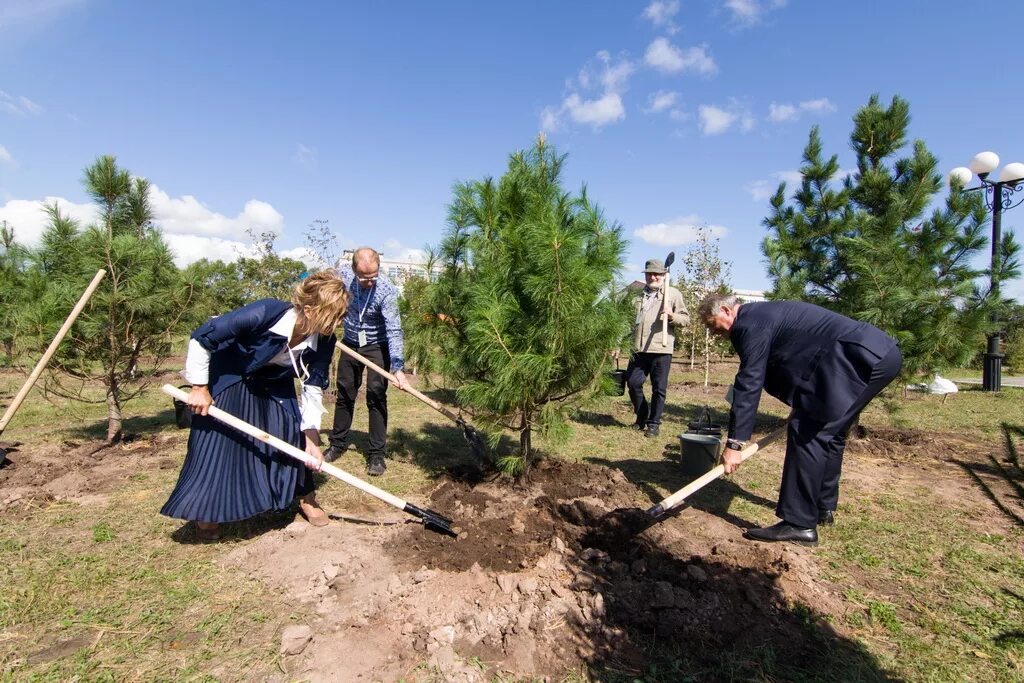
[358,330,367,348]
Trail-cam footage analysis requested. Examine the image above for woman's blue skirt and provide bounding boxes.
[161,378,314,523]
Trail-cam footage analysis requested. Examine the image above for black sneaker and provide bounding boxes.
[367,454,386,476]
[323,444,345,463]
[644,425,660,438]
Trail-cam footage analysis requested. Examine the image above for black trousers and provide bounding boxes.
[626,352,672,428]
[777,346,903,528]
[329,342,390,458]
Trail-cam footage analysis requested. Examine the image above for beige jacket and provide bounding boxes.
[632,285,689,354]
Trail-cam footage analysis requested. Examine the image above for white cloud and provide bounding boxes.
[644,90,679,114]
[723,0,788,27]
[0,196,97,247]
[541,51,634,132]
[381,238,428,264]
[0,90,43,117]
[0,144,16,167]
[563,92,626,128]
[644,38,717,76]
[292,143,317,167]
[697,99,755,135]
[0,188,307,269]
[769,97,837,123]
[643,1,680,34]
[635,215,730,246]
[163,234,249,268]
[800,97,836,113]
[147,184,284,240]
[698,105,737,135]
[768,103,797,122]
[744,170,803,201]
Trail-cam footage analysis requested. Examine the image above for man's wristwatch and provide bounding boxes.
[726,438,747,451]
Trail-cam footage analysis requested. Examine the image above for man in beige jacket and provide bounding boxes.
[623,258,689,438]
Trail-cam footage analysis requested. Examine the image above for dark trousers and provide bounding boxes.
[329,342,390,458]
[777,346,903,528]
[626,352,672,428]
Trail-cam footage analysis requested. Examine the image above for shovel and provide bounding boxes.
[660,251,675,345]
[590,421,789,542]
[335,343,489,462]
[161,384,456,536]
[0,269,107,467]
[647,421,788,518]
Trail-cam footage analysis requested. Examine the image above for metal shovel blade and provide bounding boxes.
[403,503,457,537]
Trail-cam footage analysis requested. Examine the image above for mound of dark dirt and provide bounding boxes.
[367,459,867,679]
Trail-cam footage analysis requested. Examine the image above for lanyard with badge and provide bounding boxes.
[356,281,375,347]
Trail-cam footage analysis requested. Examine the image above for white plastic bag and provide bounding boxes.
[927,375,958,395]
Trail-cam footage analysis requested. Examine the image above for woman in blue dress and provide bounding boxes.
[161,270,349,541]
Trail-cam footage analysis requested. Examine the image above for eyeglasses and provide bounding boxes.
[355,271,379,284]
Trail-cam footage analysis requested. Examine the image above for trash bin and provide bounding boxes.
[678,433,722,477]
[172,384,193,429]
[605,358,627,396]
[679,405,723,477]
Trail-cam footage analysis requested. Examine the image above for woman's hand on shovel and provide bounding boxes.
[303,433,324,472]
[187,385,214,416]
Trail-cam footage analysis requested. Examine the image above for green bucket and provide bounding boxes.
[678,432,722,477]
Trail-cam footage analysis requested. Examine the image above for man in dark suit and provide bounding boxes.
[700,294,902,546]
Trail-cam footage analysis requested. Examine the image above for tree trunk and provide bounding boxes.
[702,328,711,389]
[519,414,532,471]
[106,379,123,443]
[689,326,696,370]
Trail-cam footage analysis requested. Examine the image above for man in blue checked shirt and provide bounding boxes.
[324,247,409,475]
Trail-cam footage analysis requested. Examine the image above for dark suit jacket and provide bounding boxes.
[191,299,337,398]
[728,301,897,441]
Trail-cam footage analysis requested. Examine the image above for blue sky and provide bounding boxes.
[2,1,1022,300]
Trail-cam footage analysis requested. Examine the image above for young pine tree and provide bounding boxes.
[405,139,629,474]
[0,221,33,365]
[33,156,193,442]
[762,95,1020,376]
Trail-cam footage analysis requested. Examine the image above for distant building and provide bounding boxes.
[733,288,768,303]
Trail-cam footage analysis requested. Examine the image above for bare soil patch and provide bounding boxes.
[0,434,178,511]
[4,417,1018,680]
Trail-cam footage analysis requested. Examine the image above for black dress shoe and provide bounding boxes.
[367,454,387,476]
[323,445,344,463]
[744,521,818,547]
[644,425,660,438]
[819,509,835,526]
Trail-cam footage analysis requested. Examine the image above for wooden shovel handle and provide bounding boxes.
[648,422,788,517]
[335,343,464,425]
[161,384,409,510]
[0,269,106,433]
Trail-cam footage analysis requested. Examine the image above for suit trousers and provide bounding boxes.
[777,345,903,528]
[329,342,390,458]
[626,352,672,428]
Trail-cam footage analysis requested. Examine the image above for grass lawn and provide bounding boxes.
[1,357,1022,681]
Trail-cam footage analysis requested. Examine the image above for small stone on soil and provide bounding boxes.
[279,624,313,655]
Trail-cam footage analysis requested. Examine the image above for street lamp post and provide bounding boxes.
[949,152,1024,391]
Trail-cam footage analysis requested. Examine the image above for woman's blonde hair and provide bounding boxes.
[292,270,349,336]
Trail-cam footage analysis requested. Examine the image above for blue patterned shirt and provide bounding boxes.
[337,263,405,371]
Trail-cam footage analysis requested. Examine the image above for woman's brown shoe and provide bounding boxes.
[298,497,330,527]
[195,522,221,541]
